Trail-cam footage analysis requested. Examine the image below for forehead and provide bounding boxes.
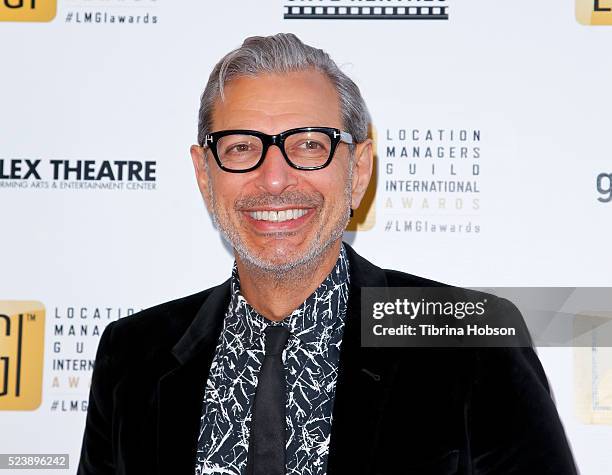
[211,69,342,133]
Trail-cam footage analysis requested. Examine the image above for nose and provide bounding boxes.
[254,144,298,195]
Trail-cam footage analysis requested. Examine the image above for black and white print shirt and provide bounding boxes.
[194,244,350,475]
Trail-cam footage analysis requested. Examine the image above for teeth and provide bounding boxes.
[248,209,308,222]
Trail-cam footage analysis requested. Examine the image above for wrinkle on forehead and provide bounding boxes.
[212,70,342,134]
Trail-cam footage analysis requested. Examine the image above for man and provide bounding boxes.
[78,33,577,474]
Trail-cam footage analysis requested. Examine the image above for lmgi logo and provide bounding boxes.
[576,0,612,25]
[284,0,449,20]
[0,0,56,22]
[0,302,45,410]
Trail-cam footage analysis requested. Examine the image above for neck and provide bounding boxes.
[235,240,343,321]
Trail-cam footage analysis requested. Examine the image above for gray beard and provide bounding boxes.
[206,162,353,282]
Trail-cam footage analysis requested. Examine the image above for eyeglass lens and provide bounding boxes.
[216,131,333,170]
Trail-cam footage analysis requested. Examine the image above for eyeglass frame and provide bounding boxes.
[200,126,354,173]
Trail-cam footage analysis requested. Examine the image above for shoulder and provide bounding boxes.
[380,266,524,324]
[343,241,448,288]
[377,263,546,392]
[383,267,448,288]
[99,285,219,360]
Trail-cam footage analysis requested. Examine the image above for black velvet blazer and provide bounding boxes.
[77,243,578,475]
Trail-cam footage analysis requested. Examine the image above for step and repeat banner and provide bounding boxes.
[1,0,611,473]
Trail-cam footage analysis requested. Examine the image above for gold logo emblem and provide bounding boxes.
[576,0,612,25]
[0,0,57,22]
[0,301,45,410]
[574,312,612,425]
[347,124,377,232]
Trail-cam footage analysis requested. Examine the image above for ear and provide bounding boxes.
[350,138,373,210]
[190,144,213,213]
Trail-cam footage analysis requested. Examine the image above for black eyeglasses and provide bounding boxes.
[201,126,353,173]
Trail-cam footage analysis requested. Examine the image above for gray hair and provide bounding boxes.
[197,33,371,147]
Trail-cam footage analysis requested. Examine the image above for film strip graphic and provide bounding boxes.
[284,2,449,20]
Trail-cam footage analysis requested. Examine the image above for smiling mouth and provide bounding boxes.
[246,208,309,222]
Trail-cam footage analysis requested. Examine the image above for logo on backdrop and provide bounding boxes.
[0,302,45,411]
[283,0,449,20]
[63,0,158,25]
[380,126,482,235]
[346,125,377,232]
[0,0,159,24]
[50,304,135,412]
[597,172,612,202]
[0,0,56,22]
[576,0,612,25]
[0,158,158,191]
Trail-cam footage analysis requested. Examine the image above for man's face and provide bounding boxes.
[191,69,371,274]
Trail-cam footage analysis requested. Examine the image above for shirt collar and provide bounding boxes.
[226,243,350,350]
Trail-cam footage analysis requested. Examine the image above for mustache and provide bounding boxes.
[235,191,324,209]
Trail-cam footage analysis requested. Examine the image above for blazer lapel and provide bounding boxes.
[157,279,231,475]
[326,243,399,475]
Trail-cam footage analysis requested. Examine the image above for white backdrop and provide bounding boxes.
[1,0,611,473]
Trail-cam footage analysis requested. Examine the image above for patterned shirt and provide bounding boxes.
[195,244,350,475]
